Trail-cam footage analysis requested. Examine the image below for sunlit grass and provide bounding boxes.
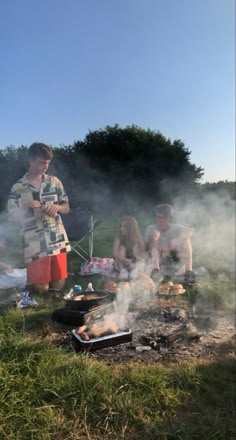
[0,309,235,439]
[0,308,235,439]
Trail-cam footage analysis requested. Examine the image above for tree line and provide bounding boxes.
[0,125,234,213]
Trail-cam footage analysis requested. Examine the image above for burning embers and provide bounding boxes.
[76,320,119,340]
[72,314,133,351]
[138,322,202,352]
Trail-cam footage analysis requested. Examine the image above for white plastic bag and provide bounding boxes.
[0,268,27,289]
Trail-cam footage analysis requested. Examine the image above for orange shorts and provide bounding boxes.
[26,253,67,285]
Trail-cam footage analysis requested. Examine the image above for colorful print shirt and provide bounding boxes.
[7,173,71,263]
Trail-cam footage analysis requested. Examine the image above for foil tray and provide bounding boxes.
[71,328,133,351]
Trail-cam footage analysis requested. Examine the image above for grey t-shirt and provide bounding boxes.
[144,223,188,248]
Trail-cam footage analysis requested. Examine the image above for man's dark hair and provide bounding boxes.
[28,143,53,160]
[154,204,174,217]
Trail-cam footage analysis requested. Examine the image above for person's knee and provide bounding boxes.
[34,283,49,294]
[50,279,65,290]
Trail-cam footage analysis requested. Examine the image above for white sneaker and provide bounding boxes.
[17,292,38,309]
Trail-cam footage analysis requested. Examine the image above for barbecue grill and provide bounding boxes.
[71,328,133,351]
[71,302,133,351]
[52,302,115,326]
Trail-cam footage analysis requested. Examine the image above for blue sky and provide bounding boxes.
[0,0,235,182]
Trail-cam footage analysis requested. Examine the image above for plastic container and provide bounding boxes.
[73,285,82,293]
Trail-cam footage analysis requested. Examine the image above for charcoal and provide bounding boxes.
[139,335,153,346]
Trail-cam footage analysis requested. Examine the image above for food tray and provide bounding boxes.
[71,328,133,351]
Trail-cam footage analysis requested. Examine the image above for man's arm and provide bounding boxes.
[43,176,70,218]
[8,186,42,221]
[169,235,192,271]
[168,226,194,252]
[57,202,70,214]
[7,186,23,222]
[0,261,13,273]
[43,201,69,218]
[55,177,70,214]
[182,238,193,271]
[144,225,156,252]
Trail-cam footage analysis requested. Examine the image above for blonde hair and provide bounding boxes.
[118,216,144,254]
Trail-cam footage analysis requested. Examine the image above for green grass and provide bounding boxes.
[0,308,235,439]
[0,210,235,439]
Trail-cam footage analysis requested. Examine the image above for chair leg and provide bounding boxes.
[89,214,94,259]
[89,231,93,259]
[71,246,90,262]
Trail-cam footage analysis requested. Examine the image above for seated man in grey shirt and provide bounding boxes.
[145,204,194,277]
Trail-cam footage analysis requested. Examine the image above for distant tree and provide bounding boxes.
[0,146,28,211]
[0,125,206,211]
[73,124,204,202]
[201,181,236,200]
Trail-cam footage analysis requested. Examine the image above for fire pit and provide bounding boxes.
[52,286,235,362]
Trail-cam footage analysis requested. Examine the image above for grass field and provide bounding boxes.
[0,209,235,439]
[0,305,235,440]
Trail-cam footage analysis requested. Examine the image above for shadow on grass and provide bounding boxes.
[0,304,63,337]
[162,357,236,440]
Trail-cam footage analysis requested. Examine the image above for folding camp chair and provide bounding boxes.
[62,205,101,263]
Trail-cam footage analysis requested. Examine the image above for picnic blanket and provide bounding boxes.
[79,257,149,280]
[79,257,188,281]
[80,257,115,276]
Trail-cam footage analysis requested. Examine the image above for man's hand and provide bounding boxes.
[5,264,13,273]
[43,203,59,218]
[0,263,13,273]
[122,258,133,269]
[159,245,172,258]
[151,231,160,242]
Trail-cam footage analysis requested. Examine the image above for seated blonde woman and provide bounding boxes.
[112,216,145,278]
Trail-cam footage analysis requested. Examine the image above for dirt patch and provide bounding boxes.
[87,298,235,364]
[39,296,236,365]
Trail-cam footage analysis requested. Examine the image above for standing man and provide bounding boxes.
[145,204,194,277]
[7,142,71,294]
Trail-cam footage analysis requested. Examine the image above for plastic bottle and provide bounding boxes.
[73,285,82,293]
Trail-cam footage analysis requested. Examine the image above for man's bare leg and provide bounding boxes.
[34,282,49,294]
[176,239,193,272]
[50,279,65,291]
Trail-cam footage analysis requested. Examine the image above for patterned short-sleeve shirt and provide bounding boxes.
[7,173,71,263]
